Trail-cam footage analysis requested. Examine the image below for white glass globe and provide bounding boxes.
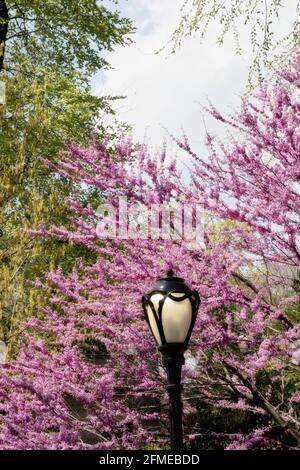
[146,292,193,345]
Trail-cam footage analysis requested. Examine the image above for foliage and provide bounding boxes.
[171,0,300,81]
[0,57,299,449]
[0,0,133,75]
[0,1,133,353]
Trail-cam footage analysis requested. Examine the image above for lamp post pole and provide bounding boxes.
[142,270,200,452]
[159,345,185,451]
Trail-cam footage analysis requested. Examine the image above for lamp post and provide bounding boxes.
[142,269,200,451]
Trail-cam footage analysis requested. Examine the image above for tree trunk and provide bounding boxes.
[0,0,8,70]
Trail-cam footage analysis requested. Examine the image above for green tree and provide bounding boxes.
[0,0,133,74]
[0,1,134,354]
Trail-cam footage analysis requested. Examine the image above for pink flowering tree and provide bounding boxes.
[0,57,299,450]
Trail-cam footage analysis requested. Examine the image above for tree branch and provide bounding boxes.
[223,360,300,445]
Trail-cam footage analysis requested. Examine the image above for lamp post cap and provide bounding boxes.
[150,270,190,293]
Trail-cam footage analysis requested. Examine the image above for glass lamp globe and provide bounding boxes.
[142,270,200,349]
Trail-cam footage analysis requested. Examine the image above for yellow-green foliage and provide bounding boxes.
[171,0,299,81]
[0,1,133,354]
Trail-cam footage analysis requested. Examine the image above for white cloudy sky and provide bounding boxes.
[93,0,297,154]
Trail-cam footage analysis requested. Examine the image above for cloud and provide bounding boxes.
[93,0,296,154]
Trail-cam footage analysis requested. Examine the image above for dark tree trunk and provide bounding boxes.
[0,0,8,70]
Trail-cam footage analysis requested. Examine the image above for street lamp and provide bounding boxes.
[142,269,200,451]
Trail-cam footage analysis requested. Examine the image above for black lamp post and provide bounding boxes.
[142,269,200,451]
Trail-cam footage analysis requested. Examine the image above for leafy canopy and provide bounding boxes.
[2,0,133,75]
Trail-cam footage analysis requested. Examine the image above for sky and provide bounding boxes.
[92,0,297,155]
